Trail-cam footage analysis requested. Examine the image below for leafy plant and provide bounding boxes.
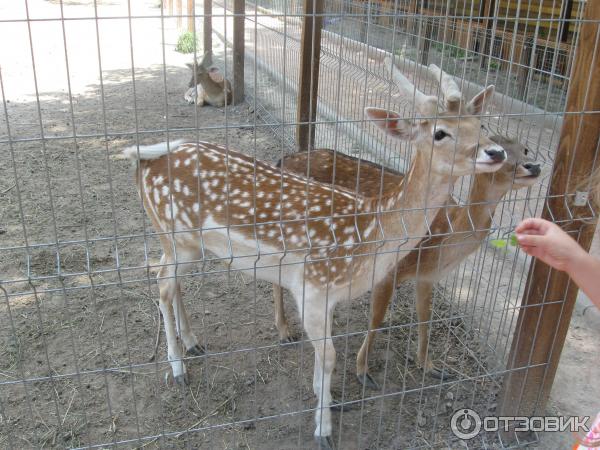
[490,234,518,249]
[488,60,501,71]
[432,42,472,59]
[175,31,198,54]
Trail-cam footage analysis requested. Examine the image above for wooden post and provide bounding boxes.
[419,17,433,66]
[187,0,194,33]
[296,0,324,151]
[176,0,182,28]
[204,0,212,66]
[559,0,575,43]
[359,1,368,43]
[479,0,496,68]
[498,0,600,425]
[516,37,534,101]
[168,0,173,18]
[232,0,245,104]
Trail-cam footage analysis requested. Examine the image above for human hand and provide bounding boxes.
[515,218,587,273]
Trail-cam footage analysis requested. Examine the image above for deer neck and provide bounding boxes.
[380,149,456,247]
[465,173,509,229]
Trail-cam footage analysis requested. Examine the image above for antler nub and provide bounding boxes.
[383,57,438,117]
[428,64,462,112]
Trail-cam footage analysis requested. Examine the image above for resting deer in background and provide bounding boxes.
[184,53,232,107]
[123,57,504,448]
[273,136,541,386]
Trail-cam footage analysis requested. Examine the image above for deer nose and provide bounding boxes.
[484,148,506,163]
[523,163,541,176]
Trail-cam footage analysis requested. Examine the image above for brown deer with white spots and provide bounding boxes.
[273,136,541,387]
[123,57,505,448]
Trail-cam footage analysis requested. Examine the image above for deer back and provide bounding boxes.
[277,149,404,196]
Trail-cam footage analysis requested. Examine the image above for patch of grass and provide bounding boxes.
[488,60,501,71]
[175,31,198,54]
[432,42,474,59]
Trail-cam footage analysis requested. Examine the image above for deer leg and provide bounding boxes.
[356,272,395,390]
[195,86,206,106]
[301,298,336,448]
[184,86,196,105]
[415,280,450,379]
[157,257,188,385]
[415,280,433,372]
[415,281,453,380]
[272,283,294,343]
[172,285,204,357]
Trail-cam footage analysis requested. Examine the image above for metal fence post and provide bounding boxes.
[498,0,600,427]
[297,0,324,151]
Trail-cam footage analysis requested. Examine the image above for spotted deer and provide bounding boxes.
[272,136,541,387]
[123,57,505,448]
[184,53,232,107]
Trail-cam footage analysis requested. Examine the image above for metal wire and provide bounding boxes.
[0,0,595,448]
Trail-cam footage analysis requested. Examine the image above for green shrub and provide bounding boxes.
[175,31,198,54]
[488,60,500,70]
[432,42,472,59]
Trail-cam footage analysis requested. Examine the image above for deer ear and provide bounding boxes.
[365,107,416,140]
[466,85,495,115]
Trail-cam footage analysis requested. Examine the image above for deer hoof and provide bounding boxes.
[174,373,189,386]
[186,344,205,357]
[330,398,357,412]
[356,372,380,390]
[315,435,334,450]
[279,334,298,345]
[428,367,454,381]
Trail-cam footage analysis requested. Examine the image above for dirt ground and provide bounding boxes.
[0,1,597,449]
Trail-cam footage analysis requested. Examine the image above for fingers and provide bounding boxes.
[515,233,546,248]
[515,218,552,235]
[518,245,543,259]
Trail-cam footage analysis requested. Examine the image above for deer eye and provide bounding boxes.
[434,129,449,141]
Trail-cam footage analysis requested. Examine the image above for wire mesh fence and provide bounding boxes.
[0,0,598,449]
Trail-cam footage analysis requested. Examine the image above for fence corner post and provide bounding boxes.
[498,0,600,441]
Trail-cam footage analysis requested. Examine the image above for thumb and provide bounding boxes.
[516,233,546,248]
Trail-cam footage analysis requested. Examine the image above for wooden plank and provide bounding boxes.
[296,0,324,151]
[204,0,213,65]
[516,37,533,100]
[187,0,194,33]
[498,0,600,427]
[232,0,245,104]
[479,0,496,68]
[560,0,575,43]
[176,0,182,28]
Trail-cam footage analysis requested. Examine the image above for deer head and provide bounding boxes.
[366,58,506,178]
[487,135,541,189]
[186,53,217,87]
